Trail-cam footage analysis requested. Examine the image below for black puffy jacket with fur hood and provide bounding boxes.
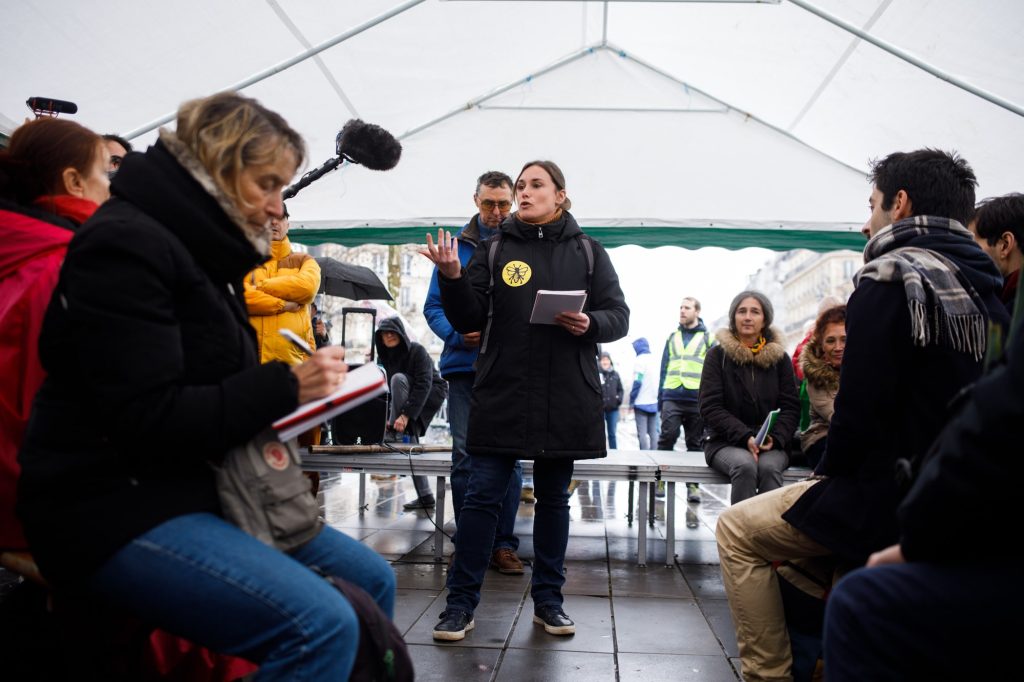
[698,327,800,462]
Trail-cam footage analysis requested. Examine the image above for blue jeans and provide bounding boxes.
[90,513,396,681]
[448,374,521,551]
[604,409,619,449]
[447,454,574,615]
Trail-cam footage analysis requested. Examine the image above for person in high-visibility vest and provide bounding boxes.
[658,296,714,503]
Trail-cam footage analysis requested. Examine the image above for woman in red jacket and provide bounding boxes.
[0,118,110,552]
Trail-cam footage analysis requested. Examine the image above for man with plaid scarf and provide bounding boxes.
[715,149,1010,682]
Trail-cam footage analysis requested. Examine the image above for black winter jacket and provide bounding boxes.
[16,138,299,588]
[600,367,624,412]
[374,316,447,436]
[699,327,800,462]
[898,303,1022,562]
[782,230,1009,565]
[438,211,629,460]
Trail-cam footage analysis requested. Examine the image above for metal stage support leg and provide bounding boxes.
[627,481,635,526]
[649,482,656,528]
[433,475,446,562]
[637,482,648,567]
[359,472,366,514]
[666,482,676,567]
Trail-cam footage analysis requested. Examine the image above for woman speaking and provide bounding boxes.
[422,160,629,641]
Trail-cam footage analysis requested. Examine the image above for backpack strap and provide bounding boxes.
[577,233,595,313]
[481,233,593,352]
[480,235,502,354]
[579,234,594,279]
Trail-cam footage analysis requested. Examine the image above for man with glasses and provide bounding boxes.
[422,171,525,574]
[102,134,132,177]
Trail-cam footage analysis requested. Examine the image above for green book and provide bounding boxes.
[755,408,781,448]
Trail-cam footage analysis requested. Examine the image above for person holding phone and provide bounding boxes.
[699,290,799,504]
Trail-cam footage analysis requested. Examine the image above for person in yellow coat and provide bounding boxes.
[245,204,324,470]
[244,203,321,366]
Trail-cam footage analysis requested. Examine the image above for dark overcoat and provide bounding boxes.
[438,211,629,460]
[17,139,298,587]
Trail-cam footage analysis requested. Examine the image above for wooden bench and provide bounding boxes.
[302,448,810,567]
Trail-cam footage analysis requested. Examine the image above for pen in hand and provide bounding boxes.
[279,328,314,356]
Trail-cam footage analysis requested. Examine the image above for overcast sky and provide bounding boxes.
[600,245,773,387]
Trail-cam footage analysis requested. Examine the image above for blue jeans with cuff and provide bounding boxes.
[446,454,573,615]
[90,513,396,681]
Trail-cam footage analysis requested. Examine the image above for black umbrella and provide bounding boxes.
[314,257,393,300]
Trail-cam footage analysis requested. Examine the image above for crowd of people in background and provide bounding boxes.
[0,90,1020,680]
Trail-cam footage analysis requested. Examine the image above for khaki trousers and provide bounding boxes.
[715,480,832,682]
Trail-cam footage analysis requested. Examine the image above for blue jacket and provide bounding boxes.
[423,216,494,377]
[658,319,712,404]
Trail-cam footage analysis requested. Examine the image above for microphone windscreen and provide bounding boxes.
[26,97,78,115]
[336,119,402,171]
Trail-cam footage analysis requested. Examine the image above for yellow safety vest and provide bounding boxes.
[663,329,712,390]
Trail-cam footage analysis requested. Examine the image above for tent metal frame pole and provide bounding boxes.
[122,0,427,140]
[399,44,600,140]
[602,1,609,46]
[444,1,780,4]
[787,0,1024,119]
[787,0,893,131]
[479,104,727,113]
[603,43,867,175]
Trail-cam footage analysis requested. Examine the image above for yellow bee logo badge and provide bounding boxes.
[502,260,531,287]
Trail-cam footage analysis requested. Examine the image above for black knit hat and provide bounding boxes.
[728,290,774,336]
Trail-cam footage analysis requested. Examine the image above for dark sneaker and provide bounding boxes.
[686,483,702,504]
[533,604,575,635]
[433,609,474,641]
[403,495,435,510]
[489,548,525,575]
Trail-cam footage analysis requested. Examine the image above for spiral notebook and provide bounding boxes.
[272,363,388,441]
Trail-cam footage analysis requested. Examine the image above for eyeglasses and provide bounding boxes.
[479,199,512,212]
[107,155,124,180]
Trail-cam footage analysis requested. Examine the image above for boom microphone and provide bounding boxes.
[336,119,402,171]
[283,119,401,200]
[26,97,78,117]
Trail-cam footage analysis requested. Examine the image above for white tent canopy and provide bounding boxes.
[3,0,1022,250]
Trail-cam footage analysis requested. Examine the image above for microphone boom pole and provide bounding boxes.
[283,156,344,201]
[281,119,401,201]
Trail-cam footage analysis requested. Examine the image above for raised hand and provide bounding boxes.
[419,228,461,279]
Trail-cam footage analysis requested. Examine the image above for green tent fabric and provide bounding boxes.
[288,224,865,252]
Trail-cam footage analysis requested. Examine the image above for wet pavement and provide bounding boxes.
[0,462,745,680]
[320,471,744,681]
